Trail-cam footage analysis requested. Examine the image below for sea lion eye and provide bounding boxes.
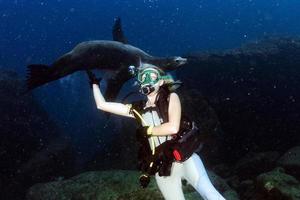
[175,58,181,63]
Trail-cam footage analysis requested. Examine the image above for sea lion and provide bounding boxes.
[26,17,187,101]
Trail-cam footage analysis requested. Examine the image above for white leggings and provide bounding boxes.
[155,153,226,200]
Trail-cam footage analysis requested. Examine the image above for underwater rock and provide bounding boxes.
[226,175,241,190]
[26,170,177,200]
[254,167,300,200]
[18,136,75,184]
[26,169,237,200]
[233,151,280,180]
[179,37,300,162]
[178,88,224,166]
[237,179,256,200]
[212,163,234,178]
[205,170,239,200]
[0,68,75,200]
[277,146,300,179]
[86,117,138,171]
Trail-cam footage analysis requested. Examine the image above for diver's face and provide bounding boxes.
[144,81,163,96]
[138,69,160,85]
[138,69,162,96]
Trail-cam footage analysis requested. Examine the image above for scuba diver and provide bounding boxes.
[86,63,225,200]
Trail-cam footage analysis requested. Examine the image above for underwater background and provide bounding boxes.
[1,0,300,199]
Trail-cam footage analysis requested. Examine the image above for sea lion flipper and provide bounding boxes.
[26,64,52,91]
[105,77,127,102]
[104,68,131,102]
[112,17,128,44]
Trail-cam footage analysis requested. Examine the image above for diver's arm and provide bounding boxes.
[92,84,134,118]
[151,93,181,136]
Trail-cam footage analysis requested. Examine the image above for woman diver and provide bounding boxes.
[87,63,225,200]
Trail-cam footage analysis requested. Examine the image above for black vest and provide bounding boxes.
[132,85,192,129]
[131,86,195,176]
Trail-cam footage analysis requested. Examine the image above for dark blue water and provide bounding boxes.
[1,0,300,73]
[1,0,300,170]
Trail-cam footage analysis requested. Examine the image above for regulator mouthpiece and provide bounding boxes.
[140,85,155,95]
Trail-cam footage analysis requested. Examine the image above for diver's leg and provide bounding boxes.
[182,153,225,200]
[155,162,185,200]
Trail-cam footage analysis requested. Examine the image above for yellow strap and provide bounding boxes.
[132,109,147,125]
[147,126,153,136]
[132,108,156,156]
[150,137,155,155]
[149,162,154,168]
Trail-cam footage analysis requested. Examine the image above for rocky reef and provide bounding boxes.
[175,37,300,199]
[26,146,300,200]
[179,37,300,161]
[0,68,75,200]
[26,170,238,200]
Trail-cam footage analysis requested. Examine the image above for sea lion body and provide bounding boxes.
[61,40,150,70]
[26,18,187,101]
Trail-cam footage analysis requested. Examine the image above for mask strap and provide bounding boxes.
[160,75,172,81]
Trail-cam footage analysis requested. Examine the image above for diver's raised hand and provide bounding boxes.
[86,70,102,88]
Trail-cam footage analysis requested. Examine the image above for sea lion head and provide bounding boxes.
[163,56,187,70]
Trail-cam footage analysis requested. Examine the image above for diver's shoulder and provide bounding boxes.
[169,92,180,101]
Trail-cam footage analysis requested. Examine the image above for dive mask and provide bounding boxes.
[138,68,162,95]
[137,68,161,85]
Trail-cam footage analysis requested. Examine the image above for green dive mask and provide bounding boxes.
[137,68,162,85]
[137,67,174,95]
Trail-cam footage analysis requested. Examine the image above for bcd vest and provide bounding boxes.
[131,86,202,177]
